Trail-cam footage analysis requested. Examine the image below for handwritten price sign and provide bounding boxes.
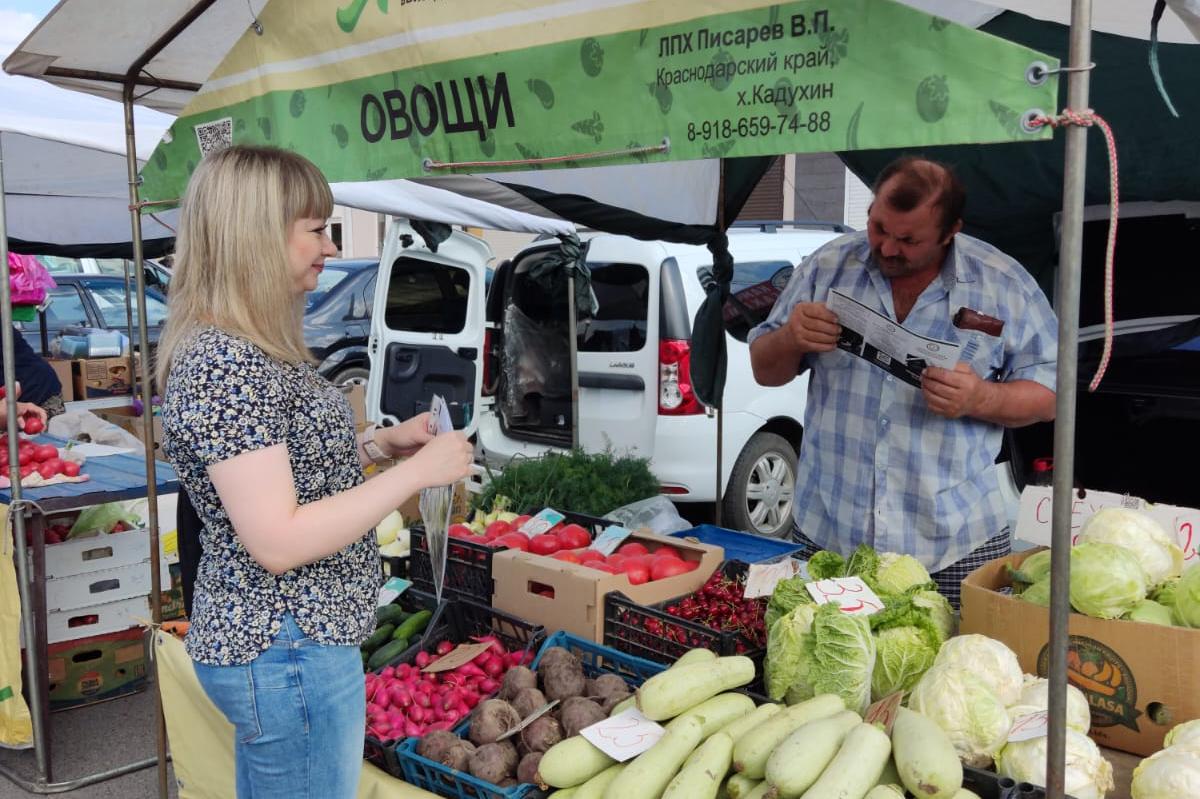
[1007,710,1050,743]
[805,577,885,616]
[518,508,566,539]
[580,708,666,762]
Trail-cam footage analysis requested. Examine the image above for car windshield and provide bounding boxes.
[306,267,354,311]
[90,284,169,327]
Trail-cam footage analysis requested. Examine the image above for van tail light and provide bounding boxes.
[481,328,494,396]
[658,339,704,415]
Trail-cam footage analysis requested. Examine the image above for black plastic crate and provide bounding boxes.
[962,765,1071,799]
[381,553,409,580]
[363,598,546,778]
[409,509,612,602]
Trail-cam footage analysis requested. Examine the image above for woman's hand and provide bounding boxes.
[380,412,435,458]
[405,431,474,489]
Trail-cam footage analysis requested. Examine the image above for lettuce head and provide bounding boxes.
[1122,598,1175,626]
[1164,719,1200,750]
[998,728,1114,799]
[806,549,847,580]
[1174,564,1200,629]
[908,662,1011,767]
[873,552,934,595]
[1013,677,1091,734]
[1069,541,1148,619]
[765,603,816,701]
[805,602,876,715]
[765,574,815,632]
[911,589,956,641]
[933,634,1024,706]
[1078,507,1184,588]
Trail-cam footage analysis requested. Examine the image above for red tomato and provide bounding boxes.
[552,550,581,564]
[33,444,58,463]
[17,449,33,467]
[40,458,64,476]
[512,515,532,529]
[0,463,10,478]
[651,556,692,581]
[590,561,619,574]
[617,542,649,557]
[576,549,605,563]
[483,520,511,540]
[494,532,530,552]
[61,461,81,478]
[681,559,699,572]
[528,534,562,556]
[36,461,58,480]
[111,521,130,533]
[22,415,44,435]
[605,554,628,571]
[448,523,475,540]
[0,434,8,449]
[555,523,591,549]
[652,545,683,561]
[19,464,35,478]
[623,563,651,585]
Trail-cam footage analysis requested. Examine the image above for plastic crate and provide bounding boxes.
[670,524,804,563]
[409,510,612,603]
[363,599,546,777]
[396,632,665,799]
[381,553,410,580]
[962,765,1072,799]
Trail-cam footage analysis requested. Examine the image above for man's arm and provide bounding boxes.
[750,302,841,387]
[922,363,1055,427]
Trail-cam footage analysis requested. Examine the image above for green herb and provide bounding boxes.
[474,448,659,517]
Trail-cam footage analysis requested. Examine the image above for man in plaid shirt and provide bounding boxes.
[749,157,1057,606]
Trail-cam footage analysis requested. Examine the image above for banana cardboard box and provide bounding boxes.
[961,548,1199,757]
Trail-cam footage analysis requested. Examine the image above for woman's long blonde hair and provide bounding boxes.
[154,145,333,387]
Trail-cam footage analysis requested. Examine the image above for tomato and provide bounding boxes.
[33,444,58,463]
[652,545,682,561]
[590,561,619,574]
[528,534,562,556]
[556,523,591,549]
[22,415,44,435]
[61,461,81,478]
[483,520,512,540]
[494,532,531,552]
[512,515,532,529]
[19,464,35,478]
[111,521,131,533]
[623,563,650,585]
[36,461,58,480]
[617,542,649,557]
[40,458,64,476]
[0,463,9,478]
[551,550,581,564]
[650,556,692,581]
[681,559,699,572]
[448,523,475,540]
[17,448,33,467]
[605,554,628,571]
[576,549,605,563]
[0,435,7,449]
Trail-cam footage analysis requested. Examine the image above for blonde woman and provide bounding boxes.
[157,145,473,798]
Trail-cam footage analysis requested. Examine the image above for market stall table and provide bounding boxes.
[0,438,178,786]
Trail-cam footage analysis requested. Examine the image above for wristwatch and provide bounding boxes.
[360,424,390,464]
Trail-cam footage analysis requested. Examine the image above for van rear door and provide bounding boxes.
[366,221,490,434]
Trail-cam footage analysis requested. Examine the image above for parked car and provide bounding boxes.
[365,220,847,537]
[36,255,172,294]
[16,274,170,355]
[306,258,378,386]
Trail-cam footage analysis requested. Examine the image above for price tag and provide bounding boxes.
[864,692,904,735]
[497,700,561,741]
[376,576,411,608]
[518,508,565,538]
[743,559,802,599]
[589,525,633,556]
[580,707,666,762]
[1007,710,1050,743]
[805,577,885,616]
[421,642,491,673]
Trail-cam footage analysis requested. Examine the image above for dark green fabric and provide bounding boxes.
[839,11,1200,298]
[691,233,734,409]
[526,232,596,318]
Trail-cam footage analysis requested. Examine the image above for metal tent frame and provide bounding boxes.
[0,1,1108,797]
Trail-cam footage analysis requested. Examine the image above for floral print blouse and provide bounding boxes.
[162,326,379,665]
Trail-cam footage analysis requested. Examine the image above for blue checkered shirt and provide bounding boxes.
[748,231,1058,572]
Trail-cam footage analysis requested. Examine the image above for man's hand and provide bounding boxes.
[921,362,989,419]
[786,302,841,354]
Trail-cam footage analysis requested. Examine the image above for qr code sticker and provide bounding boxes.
[194,118,233,157]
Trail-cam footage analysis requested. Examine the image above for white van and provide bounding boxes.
[365,221,847,537]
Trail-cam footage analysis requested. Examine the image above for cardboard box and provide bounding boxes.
[342,384,368,431]
[960,549,1200,757]
[72,356,139,399]
[91,405,162,452]
[491,532,724,642]
[46,627,147,710]
[47,595,150,644]
[48,359,75,402]
[160,562,185,621]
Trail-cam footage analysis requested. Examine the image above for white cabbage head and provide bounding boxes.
[998,728,1113,799]
[908,662,1010,767]
[1078,507,1184,588]
[933,634,1024,705]
[1012,677,1092,734]
[1131,747,1200,799]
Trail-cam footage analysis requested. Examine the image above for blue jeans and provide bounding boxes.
[192,614,365,798]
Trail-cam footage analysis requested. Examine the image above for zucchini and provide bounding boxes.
[794,722,891,799]
[663,732,734,799]
[392,609,432,642]
[636,656,755,721]
[764,710,860,798]
[602,715,704,799]
[744,781,772,799]
[717,703,782,745]
[733,694,844,779]
[362,623,395,653]
[671,648,719,669]
[671,693,756,742]
[547,790,578,799]
[538,736,616,788]
[608,695,637,717]
[863,787,905,799]
[950,790,982,799]
[891,708,963,799]
[574,763,626,799]
[727,773,761,799]
[875,757,901,789]
[376,604,409,626]
[366,637,409,670]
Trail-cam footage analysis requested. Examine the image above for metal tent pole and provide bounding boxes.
[1046,1,1093,796]
[568,270,580,450]
[121,87,170,799]
[713,160,726,527]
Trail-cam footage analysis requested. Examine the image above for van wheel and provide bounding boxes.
[331,366,370,387]
[722,432,796,539]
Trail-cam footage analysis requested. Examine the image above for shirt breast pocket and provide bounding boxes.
[961,332,1005,381]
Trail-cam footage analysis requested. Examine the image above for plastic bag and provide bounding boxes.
[48,410,143,451]
[69,501,144,538]
[0,505,33,749]
[501,302,570,424]
[7,253,56,306]
[603,495,693,535]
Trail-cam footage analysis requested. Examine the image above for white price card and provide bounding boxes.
[589,525,633,556]
[376,576,411,608]
[518,508,565,538]
[743,559,802,599]
[580,707,666,762]
[1007,710,1050,743]
[805,577,885,616]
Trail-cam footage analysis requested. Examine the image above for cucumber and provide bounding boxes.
[662,732,733,799]
[764,710,861,798]
[636,656,755,721]
[794,722,891,799]
[671,693,756,742]
[608,695,637,717]
[367,637,409,670]
[727,773,761,799]
[717,703,782,745]
[538,736,616,788]
[574,763,625,799]
[671,648,719,669]
[863,787,905,799]
[733,694,845,779]
[362,623,395,653]
[950,790,982,799]
[392,609,432,641]
[602,714,704,799]
[891,708,963,799]
[376,604,409,626]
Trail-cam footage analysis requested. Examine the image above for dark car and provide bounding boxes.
[306,258,378,386]
[16,274,170,355]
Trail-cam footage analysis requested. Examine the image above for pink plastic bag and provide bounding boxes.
[7,253,56,306]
